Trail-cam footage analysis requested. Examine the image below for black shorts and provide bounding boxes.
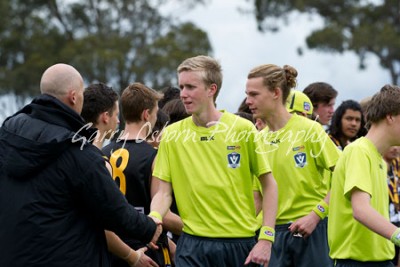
[175,233,258,267]
[269,218,333,267]
[334,259,394,267]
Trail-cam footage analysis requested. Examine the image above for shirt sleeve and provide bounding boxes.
[152,128,172,182]
[73,147,157,244]
[343,147,373,199]
[250,126,272,177]
[309,122,341,170]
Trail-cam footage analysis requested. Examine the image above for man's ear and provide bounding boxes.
[67,89,77,105]
[142,109,150,122]
[386,114,394,124]
[272,87,281,100]
[208,83,218,98]
[100,111,109,124]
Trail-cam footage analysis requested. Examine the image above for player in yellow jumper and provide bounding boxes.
[246,64,340,267]
[254,89,314,228]
[328,84,400,267]
[150,55,278,267]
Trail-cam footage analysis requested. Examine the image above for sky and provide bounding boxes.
[175,1,390,113]
[0,1,391,123]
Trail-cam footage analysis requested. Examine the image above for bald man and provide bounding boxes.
[40,63,85,113]
[0,63,161,267]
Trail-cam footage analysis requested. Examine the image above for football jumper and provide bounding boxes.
[259,114,340,267]
[259,114,340,224]
[103,140,155,214]
[153,111,271,238]
[103,140,172,267]
[329,137,395,261]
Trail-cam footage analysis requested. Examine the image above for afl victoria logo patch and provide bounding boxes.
[227,152,241,169]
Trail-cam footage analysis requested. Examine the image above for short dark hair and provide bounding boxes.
[162,99,189,124]
[152,109,170,135]
[158,86,180,109]
[303,82,338,106]
[329,100,367,146]
[81,83,118,124]
[235,111,255,124]
[237,98,251,114]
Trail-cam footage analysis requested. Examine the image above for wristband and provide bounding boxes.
[258,225,275,243]
[149,211,162,221]
[312,200,329,219]
[391,228,400,246]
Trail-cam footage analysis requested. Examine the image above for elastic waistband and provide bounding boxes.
[275,223,291,231]
[335,259,393,266]
[182,233,256,243]
[275,217,328,232]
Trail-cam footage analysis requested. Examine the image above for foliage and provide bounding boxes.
[252,0,400,84]
[0,0,212,99]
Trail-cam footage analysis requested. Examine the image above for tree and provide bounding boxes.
[252,0,400,84]
[0,0,212,101]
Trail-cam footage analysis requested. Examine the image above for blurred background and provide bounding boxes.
[0,0,397,123]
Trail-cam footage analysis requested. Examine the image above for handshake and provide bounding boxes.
[148,211,163,249]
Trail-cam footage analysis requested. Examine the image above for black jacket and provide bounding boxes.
[0,94,156,267]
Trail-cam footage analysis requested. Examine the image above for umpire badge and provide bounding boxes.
[294,152,307,168]
[227,152,241,169]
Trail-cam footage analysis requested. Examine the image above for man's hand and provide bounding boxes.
[288,212,320,238]
[244,240,272,266]
[128,247,159,267]
[148,215,162,249]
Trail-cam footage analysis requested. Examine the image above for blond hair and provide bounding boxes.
[247,64,297,103]
[177,55,222,101]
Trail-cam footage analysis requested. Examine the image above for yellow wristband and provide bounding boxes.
[258,225,275,243]
[149,211,162,221]
[391,228,400,246]
[312,201,329,219]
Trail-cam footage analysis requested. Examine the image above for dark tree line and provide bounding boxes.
[252,0,400,84]
[0,0,212,102]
